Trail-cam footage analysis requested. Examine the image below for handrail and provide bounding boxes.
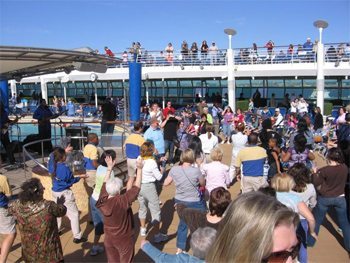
[110,42,350,67]
[22,136,87,178]
[21,123,131,178]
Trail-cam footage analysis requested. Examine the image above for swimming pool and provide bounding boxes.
[9,123,127,148]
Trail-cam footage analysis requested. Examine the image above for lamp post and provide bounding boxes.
[224,28,237,112]
[313,20,328,114]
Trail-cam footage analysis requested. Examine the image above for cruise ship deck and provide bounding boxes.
[1,143,349,263]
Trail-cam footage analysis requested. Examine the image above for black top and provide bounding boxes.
[259,130,282,149]
[163,117,179,140]
[101,101,117,121]
[314,113,324,130]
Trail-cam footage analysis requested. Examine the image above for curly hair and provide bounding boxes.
[141,141,155,158]
[19,178,44,204]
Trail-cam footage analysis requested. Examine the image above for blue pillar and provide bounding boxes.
[0,79,9,112]
[129,62,142,121]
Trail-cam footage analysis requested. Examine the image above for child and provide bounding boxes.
[51,147,87,244]
[201,147,230,194]
[287,113,298,130]
[83,133,100,189]
[267,137,281,180]
[138,142,168,243]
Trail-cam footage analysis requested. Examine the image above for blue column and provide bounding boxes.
[129,62,142,121]
[0,79,9,112]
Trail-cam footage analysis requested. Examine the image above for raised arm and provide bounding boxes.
[103,156,116,183]
[133,156,143,189]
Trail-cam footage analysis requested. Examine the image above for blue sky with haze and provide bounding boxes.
[0,0,349,54]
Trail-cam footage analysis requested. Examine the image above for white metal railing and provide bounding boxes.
[109,43,350,67]
[21,123,131,178]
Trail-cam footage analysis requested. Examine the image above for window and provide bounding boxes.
[192,80,202,87]
[303,88,315,100]
[251,79,264,87]
[168,88,178,96]
[268,79,284,88]
[303,79,316,88]
[236,79,251,87]
[182,88,194,97]
[206,80,220,88]
[111,81,123,88]
[341,80,350,99]
[166,80,178,87]
[179,80,192,87]
[325,79,338,88]
[267,88,285,99]
[285,79,302,88]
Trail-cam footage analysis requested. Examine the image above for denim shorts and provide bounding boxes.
[90,197,104,236]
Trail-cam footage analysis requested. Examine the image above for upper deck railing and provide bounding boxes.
[110,43,349,68]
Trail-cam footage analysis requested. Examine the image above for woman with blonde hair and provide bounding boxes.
[207,191,300,262]
[164,148,206,254]
[271,173,317,263]
[201,147,230,194]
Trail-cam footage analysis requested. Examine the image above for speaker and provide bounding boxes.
[73,62,107,73]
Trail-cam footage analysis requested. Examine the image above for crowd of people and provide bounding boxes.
[100,39,350,67]
[1,94,350,262]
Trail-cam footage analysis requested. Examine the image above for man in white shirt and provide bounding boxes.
[297,98,309,117]
[273,108,284,135]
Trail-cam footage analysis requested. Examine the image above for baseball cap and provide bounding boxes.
[275,108,280,112]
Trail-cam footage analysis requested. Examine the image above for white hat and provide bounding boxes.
[275,108,280,112]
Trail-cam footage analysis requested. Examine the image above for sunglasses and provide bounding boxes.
[262,236,301,263]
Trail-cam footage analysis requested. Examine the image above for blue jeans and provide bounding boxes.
[164,140,175,164]
[308,196,350,252]
[101,120,115,134]
[297,219,308,263]
[90,197,104,236]
[222,123,232,139]
[174,199,206,250]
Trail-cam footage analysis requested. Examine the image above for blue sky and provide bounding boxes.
[0,0,349,54]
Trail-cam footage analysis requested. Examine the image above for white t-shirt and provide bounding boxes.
[291,183,317,217]
[199,133,218,154]
[141,158,162,183]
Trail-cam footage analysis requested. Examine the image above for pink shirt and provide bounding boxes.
[201,161,230,193]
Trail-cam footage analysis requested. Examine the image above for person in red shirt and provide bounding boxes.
[162,101,176,120]
[104,46,114,57]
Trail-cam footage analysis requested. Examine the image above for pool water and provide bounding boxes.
[9,123,125,147]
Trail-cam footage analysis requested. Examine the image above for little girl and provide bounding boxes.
[201,147,230,195]
[138,142,168,243]
[267,137,281,180]
[51,147,87,243]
